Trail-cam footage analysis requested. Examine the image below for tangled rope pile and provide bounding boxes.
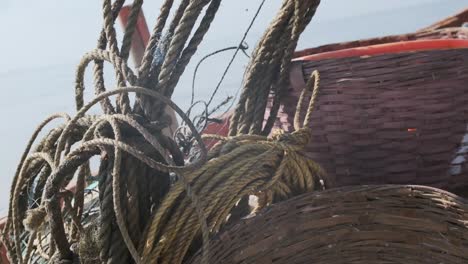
[1,0,323,263]
[141,70,327,264]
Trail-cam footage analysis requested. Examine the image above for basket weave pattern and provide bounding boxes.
[271,47,468,191]
[189,185,468,264]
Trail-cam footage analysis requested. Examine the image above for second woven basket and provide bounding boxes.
[189,185,468,264]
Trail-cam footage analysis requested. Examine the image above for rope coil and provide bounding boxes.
[1,0,221,261]
[141,70,326,264]
[1,1,323,264]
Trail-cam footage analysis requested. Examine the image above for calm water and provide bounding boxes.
[0,0,467,213]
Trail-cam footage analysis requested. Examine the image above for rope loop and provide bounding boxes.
[2,1,324,264]
[294,69,320,131]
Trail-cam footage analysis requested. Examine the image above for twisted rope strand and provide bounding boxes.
[4,2,326,263]
[141,68,324,263]
[120,0,144,61]
[138,0,175,81]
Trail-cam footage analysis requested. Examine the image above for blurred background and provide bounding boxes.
[0,0,467,214]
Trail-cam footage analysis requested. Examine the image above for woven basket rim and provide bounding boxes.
[294,39,468,62]
[188,184,468,263]
[268,184,468,206]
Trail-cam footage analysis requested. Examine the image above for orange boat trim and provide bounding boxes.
[294,39,468,61]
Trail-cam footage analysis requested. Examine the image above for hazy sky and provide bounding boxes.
[0,0,465,72]
[0,0,467,212]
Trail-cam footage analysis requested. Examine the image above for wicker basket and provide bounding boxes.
[204,13,468,193]
[268,32,468,192]
[189,185,468,264]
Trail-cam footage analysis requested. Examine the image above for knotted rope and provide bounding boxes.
[1,0,324,264]
[140,70,326,264]
[2,87,207,264]
[1,0,223,263]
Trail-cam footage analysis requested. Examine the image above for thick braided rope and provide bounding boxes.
[156,0,209,93]
[165,0,222,98]
[98,162,114,263]
[100,0,176,263]
[3,114,69,233]
[69,163,89,240]
[5,88,201,262]
[103,0,131,114]
[136,0,222,126]
[1,115,97,264]
[46,88,205,259]
[294,70,320,130]
[253,0,319,135]
[229,0,295,135]
[124,155,142,245]
[2,1,185,262]
[12,153,55,264]
[139,0,216,122]
[140,70,325,264]
[3,87,209,264]
[90,0,125,114]
[148,0,223,121]
[102,115,136,263]
[2,1,324,263]
[120,0,144,61]
[138,0,175,81]
[229,0,321,136]
[76,49,138,112]
[240,1,296,135]
[263,1,319,135]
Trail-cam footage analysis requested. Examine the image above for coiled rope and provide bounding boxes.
[1,0,324,263]
[140,70,326,264]
[1,0,222,263]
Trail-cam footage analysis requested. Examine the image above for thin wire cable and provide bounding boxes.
[191,43,249,106]
[206,0,267,108]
